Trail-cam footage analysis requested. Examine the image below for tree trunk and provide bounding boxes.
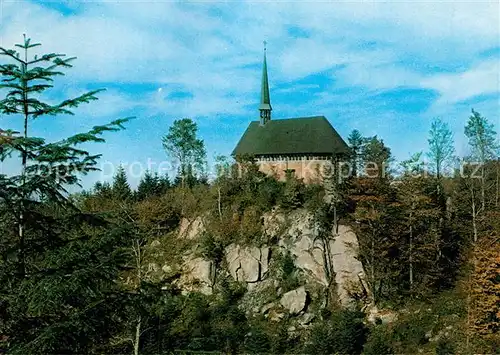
[471,186,478,243]
[217,186,222,221]
[179,151,186,189]
[324,236,335,308]
[133,315,141,355]
[436,160,441,196]
[481,164,485,212]
[409,212,413,288]
[133,239,142,355]
[466,244,478,354]
[371,230,375,303]
[436,160,440,181]
[321,236,332,309]
[19,39,29,277]
[466,270,472,352]
[181,166,185,189]
[496,158,499,208]
[437,218,443,261]
[333,204,338,235]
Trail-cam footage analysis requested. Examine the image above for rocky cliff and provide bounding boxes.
[166,208,370,323]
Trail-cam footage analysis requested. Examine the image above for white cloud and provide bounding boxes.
[1,0,499,179]
[421,59,500,105]
[2,0,498,96]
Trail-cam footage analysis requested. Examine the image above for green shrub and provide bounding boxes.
[277,250,301,292]
[199,232,225,266]
[169,293,213,351]
[245,324,271,354]
[303,183,325,212]
[306,321,333,355]
[279,173,306,210]
[393,319,428,347]
[435,338,455,355]
[281,250,296,277]
[269,322,293,354]
[305,309,368,355]
[257,176,284,209]
[363,326,394,355]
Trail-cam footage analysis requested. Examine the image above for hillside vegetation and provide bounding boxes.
[0,37,499,355]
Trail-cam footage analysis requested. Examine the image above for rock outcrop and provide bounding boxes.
[174,208,370,318]
[178,216,206,240]
[367,305,398,324]
[331,225,368,306]
[271,209,368,307]
[280,286,308,314]
[178,256,214,295]
[226,244,269,283]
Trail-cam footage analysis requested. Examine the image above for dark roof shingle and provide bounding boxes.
[232,116,349,156]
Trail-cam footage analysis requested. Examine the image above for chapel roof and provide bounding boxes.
[232,115,349,156]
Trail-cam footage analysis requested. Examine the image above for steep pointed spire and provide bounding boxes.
[259,41,272,125]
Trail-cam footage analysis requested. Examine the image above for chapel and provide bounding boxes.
[232,46,349,182]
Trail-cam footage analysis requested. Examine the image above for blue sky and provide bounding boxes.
[0,0,499,188]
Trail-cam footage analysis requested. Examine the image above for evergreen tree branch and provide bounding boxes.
[0,47,23,64]
[31,89,106,118]
[27,53,65,66]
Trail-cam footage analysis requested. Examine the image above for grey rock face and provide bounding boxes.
[280,286,308,314]
[178,217,205,240]
[226,244,269,283]
[179,256,214,295]
[176,208,370,313]
[273,209,369,307]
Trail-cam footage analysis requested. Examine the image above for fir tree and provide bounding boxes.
[351,177,401,302]
[361,136,392,179]
[94,180,113,199]
[348,129,365,177]
[0,36,132,354]
[363,327,394,355]
[136,170,159,201]
[306,310,367,355]
[157,173,170,194]
[112,165,132,200]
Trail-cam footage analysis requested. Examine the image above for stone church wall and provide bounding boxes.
[257,158,333,183]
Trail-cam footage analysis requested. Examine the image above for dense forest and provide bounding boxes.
[0,38,499,355]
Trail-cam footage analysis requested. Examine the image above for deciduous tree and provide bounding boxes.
[162,118,206,188]
[464,109,498,211]
[398,153,442,292]
[427,117,455,180]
